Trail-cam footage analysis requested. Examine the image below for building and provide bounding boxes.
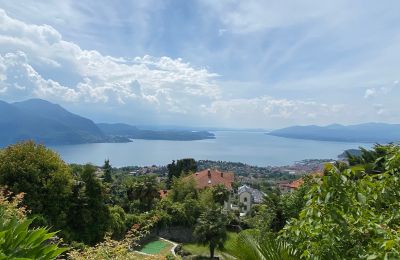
[185,169,234,190]
[158,169,234,202]
[184,169,235,210]
[237,185,265,215]
[278,179,304,194]
[278,172,323,194]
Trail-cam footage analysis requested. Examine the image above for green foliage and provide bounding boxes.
[0,218,67,259]
[102,159,113,183]
[108,205,127,239]
[155,198,201,228]
[281,175,314,220]
[211,184,230,206]
[167,158,197,188]
[0,187,67,260]
[68,215,159,260]
[226,229,299,260]
[0,141,73,235]
[346,144,393,173]
[281,145,400,259]
[169,176,198,202]
[67,164,111,244]
[193,206,228,258]
[244,189,287,234]
[125,175,160,213]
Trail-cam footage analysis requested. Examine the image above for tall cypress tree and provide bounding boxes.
[103,159,112,183]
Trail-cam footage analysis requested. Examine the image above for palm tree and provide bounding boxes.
[194,206,227,258]
[226,230,299,260]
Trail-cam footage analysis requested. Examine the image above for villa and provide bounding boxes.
[185,168,235,190]
[237,185,265,216]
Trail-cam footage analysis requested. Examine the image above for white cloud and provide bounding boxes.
[373,104,385,115]
[203,96,346,127]
[0,9,220,115]
[1,6,397,128]
[201,0,345,33]
[364,88,376,99]
[364,80,399,99]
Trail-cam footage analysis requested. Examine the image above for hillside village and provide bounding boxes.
[102,161,315,219]
[1,141,400,259]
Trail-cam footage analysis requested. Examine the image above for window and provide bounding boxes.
[244,197,247,202]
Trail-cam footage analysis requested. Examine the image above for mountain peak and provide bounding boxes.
[1,99,107,146]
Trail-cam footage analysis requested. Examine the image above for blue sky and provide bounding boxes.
[0,0,399,128]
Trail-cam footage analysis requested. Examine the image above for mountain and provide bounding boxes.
[0,99,108,146]
[97,123,215,141]
[97,123,139,136]
[267,123,400,143]
[0,99,215,146]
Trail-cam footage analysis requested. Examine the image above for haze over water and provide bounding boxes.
[51,131,372,167]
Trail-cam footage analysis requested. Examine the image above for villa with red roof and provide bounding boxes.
[185,169,234,190]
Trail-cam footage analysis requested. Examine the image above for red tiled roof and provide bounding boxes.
[286,178,304,189]
[159,189,169,199]
[184,169,234,190]
[279,172,323,190]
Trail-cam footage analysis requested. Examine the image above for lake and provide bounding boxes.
[50,131,373,167]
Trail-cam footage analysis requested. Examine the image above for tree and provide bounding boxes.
[125,175,160,213]
[68,164,111,244]
[103,159,113,183]
[0,188,67,260]
[167,158,197,188]
[211,184,230,206]
[0,141,73,234]
[108,205,127,239]
[194,206,228,258]
[169,175,198,202]
[245,190,285,233]
[226,229,299,260]
[280,145,400,259]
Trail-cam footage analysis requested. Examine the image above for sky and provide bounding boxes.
[0,0,399,129]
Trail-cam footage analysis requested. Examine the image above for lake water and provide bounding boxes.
[50,131,372,167]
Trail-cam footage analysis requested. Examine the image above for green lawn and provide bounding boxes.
[182,232,238,259]
[350,164,365,171]
[139,237,174,255]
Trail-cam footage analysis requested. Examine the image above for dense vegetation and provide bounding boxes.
[0,188,67,259]
[0,141,399,259]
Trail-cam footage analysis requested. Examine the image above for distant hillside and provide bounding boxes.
[267,123,400,143]
[98,123,215,141]
[0,99,109,146]
[0,99,216,146]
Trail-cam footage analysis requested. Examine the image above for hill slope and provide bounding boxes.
[267,123,400,143]
[0,99,108,146]
[97,123,215,141]
[0,99,215,146]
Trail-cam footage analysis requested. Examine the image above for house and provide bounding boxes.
[184,169,235,210]
[158,169,235,202]
[278,179,303,194]
[237,185,265,215]
[278,172,323,194]
[185,169,234,190]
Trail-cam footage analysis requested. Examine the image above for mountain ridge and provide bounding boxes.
[0,99,215,146]
[267,123,400,143]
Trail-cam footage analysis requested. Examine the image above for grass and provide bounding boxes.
[139,237,174,256]
[350,164,365,171]
[182,232,238,259]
